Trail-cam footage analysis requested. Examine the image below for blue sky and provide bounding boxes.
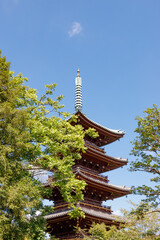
[1,0,160,213]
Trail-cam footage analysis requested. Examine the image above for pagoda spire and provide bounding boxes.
[75,68,82,112]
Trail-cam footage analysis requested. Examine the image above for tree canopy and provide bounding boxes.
[130,105,160,211]
[81,202,160,240]
[0,51,97,239]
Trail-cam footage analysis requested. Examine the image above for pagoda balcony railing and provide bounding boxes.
[53,203,69,212]
[54,200,68,207]
[82,198,111,212]
[81,198,101,207]
[72,165,99,175]
[80,202,112,214]
[53,202,112,214]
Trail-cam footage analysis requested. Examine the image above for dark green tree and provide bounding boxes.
[130,105,160,211]
[0,51,47,239]
[0,52,97,239]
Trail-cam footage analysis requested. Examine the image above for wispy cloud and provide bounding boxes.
[68,22,82,37]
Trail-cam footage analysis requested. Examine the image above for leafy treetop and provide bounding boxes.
[130,104,160,210]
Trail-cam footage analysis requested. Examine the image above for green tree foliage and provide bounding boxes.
[0,52,46,239]
[130,105,160,210]
[82,203,160,240]
[0,52,97,239]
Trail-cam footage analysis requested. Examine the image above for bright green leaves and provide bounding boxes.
[0,53,48,239]
[32,114,87,208]
[68,205,85,219]
[85,127,99,138]
[82,203,160,240]
[131,104,160,160]
[0,51,91,238]
[1,177,41,219]
[130,104,160,209]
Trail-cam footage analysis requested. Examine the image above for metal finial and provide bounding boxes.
[75,69,82,112]
[77,68,80,77]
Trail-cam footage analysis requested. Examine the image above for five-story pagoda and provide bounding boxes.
[44,70,130,239]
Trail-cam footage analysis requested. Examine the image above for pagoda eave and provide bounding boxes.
[84,145,128,172]
[43,169,130,202]
[45,206,120,225]
[75,169,130,198]
[75,111,124,146]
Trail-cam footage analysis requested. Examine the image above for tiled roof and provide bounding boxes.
[75,168,131,193]
[44,209,70,220]
[86,145,128,164]
[76,111,125,135]
[44,206,117,221]
[82,207,116,221]
[83,115,125,135]
[43,168,131,194]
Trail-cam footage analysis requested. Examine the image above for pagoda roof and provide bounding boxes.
[82,207,117,222]
[43,168,130,200]
[75,111,125,145]
[85,145,128,171]
[45,209,69,220]
[75,168,131,197]
[44,206,118,224]
[44,169,131,194]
